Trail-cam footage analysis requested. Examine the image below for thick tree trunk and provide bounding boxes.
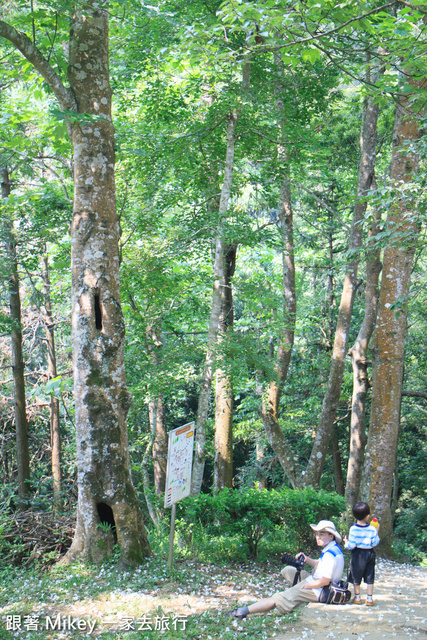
[345,204,381,511]
[365,75,423,552]
[214,244,237,491]
[2,168,31,507]
[303,86,379,487]
[0,4,151,563]
[65,3,150,564]
[42,250,62,511]
[191,111,239,494]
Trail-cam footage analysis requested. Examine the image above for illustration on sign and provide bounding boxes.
[164,422,195,508]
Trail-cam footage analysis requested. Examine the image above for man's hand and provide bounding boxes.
[302,576,330,590]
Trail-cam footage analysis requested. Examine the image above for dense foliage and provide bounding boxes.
[1,0,427,565]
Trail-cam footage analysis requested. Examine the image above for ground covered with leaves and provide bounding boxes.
[1,553,427,640]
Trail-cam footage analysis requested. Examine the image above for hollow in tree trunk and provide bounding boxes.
[0,3,151,564]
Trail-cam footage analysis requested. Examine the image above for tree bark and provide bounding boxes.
[260,164,299,489]
[147,325,167,496]
[1,168,31,507]
[365,73,424,552]
[41,250,62,512]
[303,82,379,487]
[258,55,299,488]
[345,202,381,510]
[191,111,239,494]
[214,243,237,491]
[1,3,151,564]
[330,428,345,496]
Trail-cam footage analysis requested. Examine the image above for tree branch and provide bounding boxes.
[401,390,427,400]
[0,20,76,112]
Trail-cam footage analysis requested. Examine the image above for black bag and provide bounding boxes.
[319,580,351,605]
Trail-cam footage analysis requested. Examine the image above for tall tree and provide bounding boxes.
[1,167,31,506]
[41,249,62,511]
[214,243,237,490]
[365,68,425,551]
[0,2,151,564]
[303,69,380,487]
[191,110,240,494]
[345,197,382,511]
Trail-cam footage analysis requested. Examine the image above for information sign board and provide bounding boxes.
[164,422,195,509]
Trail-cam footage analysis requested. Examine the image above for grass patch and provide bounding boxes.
[0,553,300,639]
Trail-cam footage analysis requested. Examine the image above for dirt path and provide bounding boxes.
[274,559,427,640]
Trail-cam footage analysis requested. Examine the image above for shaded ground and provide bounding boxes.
[271,559,427,640]
[1,556,426,638]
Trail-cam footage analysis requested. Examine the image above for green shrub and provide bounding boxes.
[176,487,345,559]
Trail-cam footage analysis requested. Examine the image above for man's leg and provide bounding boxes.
[227,598,276,619]
[281,566,311,586]
[272,580,318,614]
[247,598,277,614]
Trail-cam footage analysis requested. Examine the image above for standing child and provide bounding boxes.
[345,502,380,606]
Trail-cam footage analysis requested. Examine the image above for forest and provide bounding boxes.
[1,0,427,591]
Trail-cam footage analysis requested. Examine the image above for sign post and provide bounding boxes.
[164,421,195,570]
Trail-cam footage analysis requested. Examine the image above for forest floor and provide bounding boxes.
[1,555,427,639]
[272,558,427,640]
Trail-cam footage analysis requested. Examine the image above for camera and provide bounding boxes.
[280,553,305,570]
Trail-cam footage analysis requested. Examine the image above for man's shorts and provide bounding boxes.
[350,548,376,585]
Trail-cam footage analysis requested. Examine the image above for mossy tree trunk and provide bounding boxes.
[0,2,151,564]
[364,72,424,552]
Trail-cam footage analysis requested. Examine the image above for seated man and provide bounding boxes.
[227,520,344,618]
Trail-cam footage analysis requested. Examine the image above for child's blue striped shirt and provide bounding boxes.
[345,523,380,550]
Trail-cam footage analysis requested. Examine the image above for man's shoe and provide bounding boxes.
[366,599,375,606]
[225,609,247,619]
[352,597,363,604]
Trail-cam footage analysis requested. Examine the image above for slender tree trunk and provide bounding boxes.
[152,396,167,495]
[214,243,237,491]
[2,168,31,507]
[326,229,335,350]
[255,441,268,489]
[0,5,151,563]
[303,83,379,487]
[142,400,161,528]
[345,203,381,511]
[260,164,299,489]
[191,111,239,494]
[147,325,167,496]
[41,250,62,511]
[330,428,345,495]
[258,55,299,488]
[365,74,424,552]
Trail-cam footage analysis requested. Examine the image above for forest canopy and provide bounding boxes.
[1,0,427,565]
